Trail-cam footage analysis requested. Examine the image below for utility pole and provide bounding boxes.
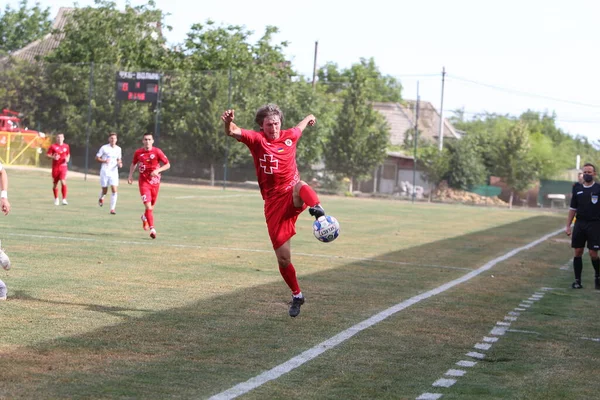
[312,41,318,89]
[412,82,420,203]
[438,66,446,151]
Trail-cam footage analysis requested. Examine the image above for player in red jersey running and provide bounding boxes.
[127,133,170,239]
[222,104,325,317]
[47,133,70,205]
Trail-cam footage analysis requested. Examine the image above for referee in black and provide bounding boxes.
[566,163,600,289]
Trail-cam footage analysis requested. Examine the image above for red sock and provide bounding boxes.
[53,188,58,199]
[279,263,301,295]
[299,184,320,207]
[61,185,67,199]
[145,209,154,228]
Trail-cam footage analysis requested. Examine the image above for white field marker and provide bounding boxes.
[445,369,466,377]
[483,336,498,343]
[416,393,443,400]
[456,360,477,367]
[432,378,457,388]
[466,352,486,360]
[474,343,492,351]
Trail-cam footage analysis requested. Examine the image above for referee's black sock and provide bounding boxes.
[574,257,583,282]
[592,257,600,278]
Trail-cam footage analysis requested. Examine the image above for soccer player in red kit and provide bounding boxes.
[47,133,70,205]
[127,133,170,239]
[222,104,326,317]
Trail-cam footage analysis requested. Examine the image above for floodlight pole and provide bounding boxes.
[154,74,162,146]
[438,66,446,151]
[84,62,94,181]
[312,41,318,89]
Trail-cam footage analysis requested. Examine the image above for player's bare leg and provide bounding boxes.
[99,187,108,207]
[60,179,68,205]
[275,241,304,317]
[109,185,118,214]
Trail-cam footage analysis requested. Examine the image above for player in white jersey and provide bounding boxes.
[95,132,123,214]
[0,162,12,300]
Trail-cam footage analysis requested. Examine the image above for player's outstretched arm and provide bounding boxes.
[127,163,137,185]
[295,114,316,133]
[222,109,242,140]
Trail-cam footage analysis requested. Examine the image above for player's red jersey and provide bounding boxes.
[47,143,70,169]
[239,128,301,200]
[132,147,169,186]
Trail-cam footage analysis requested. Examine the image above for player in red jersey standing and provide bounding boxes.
[47,133,70,205]
[127,133,170,239]
[222,104,325,317]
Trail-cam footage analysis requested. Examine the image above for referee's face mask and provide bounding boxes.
[583,173,594,183]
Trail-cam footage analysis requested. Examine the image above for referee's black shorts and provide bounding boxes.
[572,220,600,250]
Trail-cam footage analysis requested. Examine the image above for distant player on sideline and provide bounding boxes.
[566,162,600,290]
[0,162,12,300]
[96,132,123,214]
[127,133,170,239]
[222,104,326,318]
[47,133,70,205]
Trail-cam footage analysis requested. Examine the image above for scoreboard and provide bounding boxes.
[116,71,160,102]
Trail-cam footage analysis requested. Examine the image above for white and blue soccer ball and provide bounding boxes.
[313,215,340,243]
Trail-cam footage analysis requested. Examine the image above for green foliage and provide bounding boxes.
[445,136,487,190]
[418,145,451,187]
[0,0,51,56]
[325,63,390,187]
[317,58,402,102]
[493,122,535,196]
[46,0,171,69]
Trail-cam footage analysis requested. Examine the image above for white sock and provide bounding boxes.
[110,193,118,210]
[0,279,6,298]
[293,292,303,298]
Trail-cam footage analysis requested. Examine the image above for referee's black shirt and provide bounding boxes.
[570,182,600,221]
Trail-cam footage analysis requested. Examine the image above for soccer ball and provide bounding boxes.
[0,249,10,271]
[313,215,340,243]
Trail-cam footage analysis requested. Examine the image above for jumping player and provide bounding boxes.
[96,132,123,214]
[47,133,70,205]
[222,104,326,317]
[127,133,170,239]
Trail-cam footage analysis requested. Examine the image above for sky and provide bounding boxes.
[6,0,600,148]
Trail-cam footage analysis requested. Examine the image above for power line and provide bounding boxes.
[446,74,600,109]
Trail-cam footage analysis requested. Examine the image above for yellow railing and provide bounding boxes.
[0,131,52,166]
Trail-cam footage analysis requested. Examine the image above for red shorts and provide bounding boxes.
[52,166,68,183]
[139,183,160,206]
[265,191,307,250]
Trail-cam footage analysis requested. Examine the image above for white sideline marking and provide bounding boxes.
[514,307,527,311]
[432,378,457,387]
[490,326,507,336]
[527,297,540,301]
[504,316,518,322]
[416,393,443,400]
[456,360,477,367]
[4,233,463,271]
[445,369,466,377]
[531,294,544,298]
[580,337,600,342]
[208,228,562,400]
[466,352,486,360]
[483,336,498,343]
[474,343,492,351]
[508,311,520,316]
[496,321,511,327]
[508,329,540,335]
[522,300,534,304]
[518,304,531,308]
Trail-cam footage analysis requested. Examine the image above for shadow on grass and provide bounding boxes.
[11,290,154,318]
[1,215,563,399]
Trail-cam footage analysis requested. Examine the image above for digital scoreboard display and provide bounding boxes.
[116,71,160,102]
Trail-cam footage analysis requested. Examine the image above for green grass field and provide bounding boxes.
[1,168,598,400]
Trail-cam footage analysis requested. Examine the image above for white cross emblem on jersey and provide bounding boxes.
[259,154,278,174]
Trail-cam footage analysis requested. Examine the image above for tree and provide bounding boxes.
[325,63,390,192]
[445,136,487,191]
[493,123,535,208]
[0,0,51,56]
[317,58,402,102]
[418,145,451,202]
